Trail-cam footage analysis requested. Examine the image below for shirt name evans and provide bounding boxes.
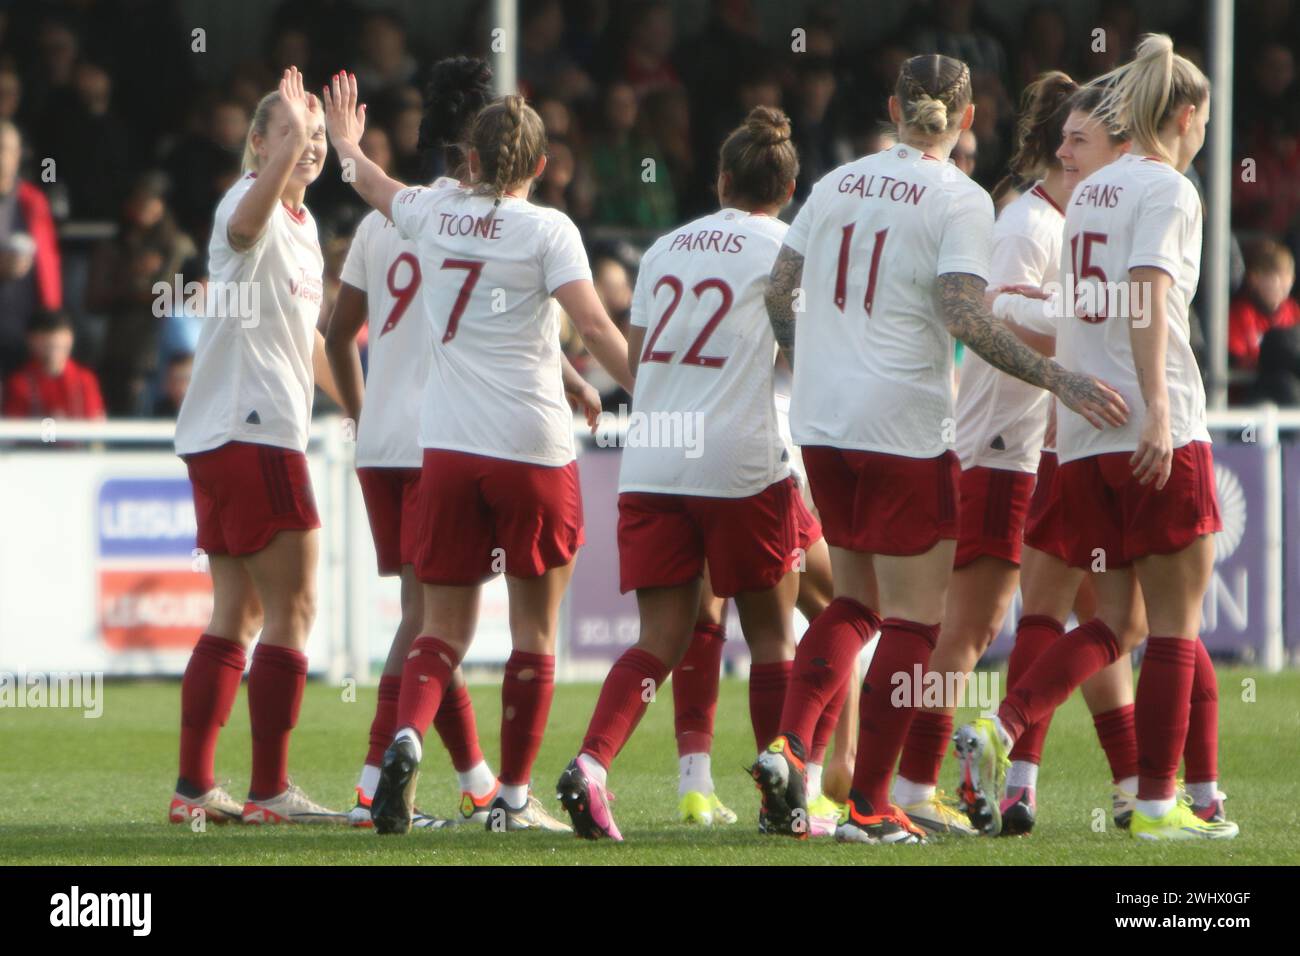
[837,173,927,205]
[1073,182,1125,208]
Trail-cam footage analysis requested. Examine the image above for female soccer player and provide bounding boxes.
[672,450,854,834]
[955,35,1238,841]
[323,74,633,834]
[170,68,345,825]
[755,53,1126,846]
[555,107,812,841]
[325,57,501,828]
[980,85,1229,837]
[890,71,1082,838]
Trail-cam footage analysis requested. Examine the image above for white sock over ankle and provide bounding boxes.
[678,752,713,797]
[577,753,607,788]
[394,727,422,762]
[1187,781,1218,805]
[1117,775,1138,795]
[805,762,824,802]
[1006,760,1039,791]
[458,760,496,797]
[358,764,381,800]
[499,783,528,808]
[1137,796,1177,818]
[892,776,935,807]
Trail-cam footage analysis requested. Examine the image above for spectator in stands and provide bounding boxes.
[84,172,196,416]
[165,97,248,244]
[152,352,193,418]
[1230,239,1300,371]
[519,0,593,101]
[910,0,1007,84]
[588,81,676,231]
[0,67,20,121]
[791,56,850,201]
[354,9,418,98]
[38,59,130,221]
[0,119,62,378]
[1015,4,1071,91]
[2,309,104,420]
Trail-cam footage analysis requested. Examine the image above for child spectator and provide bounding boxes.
[1229,238,1300,371]
[2,309,104,419]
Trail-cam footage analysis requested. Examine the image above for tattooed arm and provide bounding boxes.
[765,245,804,366]
[938,272,1129,429]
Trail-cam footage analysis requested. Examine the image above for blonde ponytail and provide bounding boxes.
[894,54,972,140]
[242,91,282,173]
[470,94,547,211]
[1087,34,1208,165]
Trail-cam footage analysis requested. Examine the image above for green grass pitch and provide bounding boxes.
[1,668,1297,865]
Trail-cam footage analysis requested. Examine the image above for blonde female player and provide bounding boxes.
[889,71,1083,838]
[755,53,1127,846]
[170,68,346,825]
[325,57,502,828]
[555,107,811,841]
[955,35,1238,841]
[323,74,633,835]
[981,85,1229,836]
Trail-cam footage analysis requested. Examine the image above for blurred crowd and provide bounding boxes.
[0,0,1298,422]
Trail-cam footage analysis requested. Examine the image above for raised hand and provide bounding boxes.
[278,66,318,137]
[322,71,366,149]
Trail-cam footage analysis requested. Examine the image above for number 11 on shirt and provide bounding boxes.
[834,224,888,316]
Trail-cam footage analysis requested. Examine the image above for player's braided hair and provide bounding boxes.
[469,94,547,212]
[894,54,972,137]
[418,56,494,180]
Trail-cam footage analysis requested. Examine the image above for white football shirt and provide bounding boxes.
[785,145,993,458]
[340,177,459,468]
[175,174,324,455]
[390,186,592,466]
[1056,153,1208,462]
[955,183,1062,472]
[618,208,792,497]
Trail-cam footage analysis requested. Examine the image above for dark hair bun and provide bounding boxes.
[419,56,494,150]
[743,106,792,146]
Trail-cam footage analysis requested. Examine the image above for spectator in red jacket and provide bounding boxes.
[0,119,64,377]
[2,309,104,420]
[1229,238,1300,371]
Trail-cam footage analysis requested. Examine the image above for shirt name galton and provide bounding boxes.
[836,173,927,206]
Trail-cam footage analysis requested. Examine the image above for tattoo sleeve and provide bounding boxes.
[765,245,804,365]
[937,272,1066,393]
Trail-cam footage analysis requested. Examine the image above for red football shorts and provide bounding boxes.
[617,477,804,598]
[184,440,320,558]
[357,466,422,576]
[1022,451,1071,563]
[1054,441,1221,569]
[953,465,1036,568]
[792,487,824,552]
[801,446,960,556]
[413,449,584,585]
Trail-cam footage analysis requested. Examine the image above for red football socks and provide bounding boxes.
[499,651,555,786]
[779,596,881,750]
[1136,637,1198,800]
[851,618,939,811]
[1005,615,1065,764]
[247,643,308,800]
[394,636,460,738]
[1092,703,1140,782]
[364,675,401,767]
[748,660,793,752]
[998,618,1120,742]
[1184,638,1219,784]
[178,634,246,794]
[672,623,726,757]
[580,647,670,769]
